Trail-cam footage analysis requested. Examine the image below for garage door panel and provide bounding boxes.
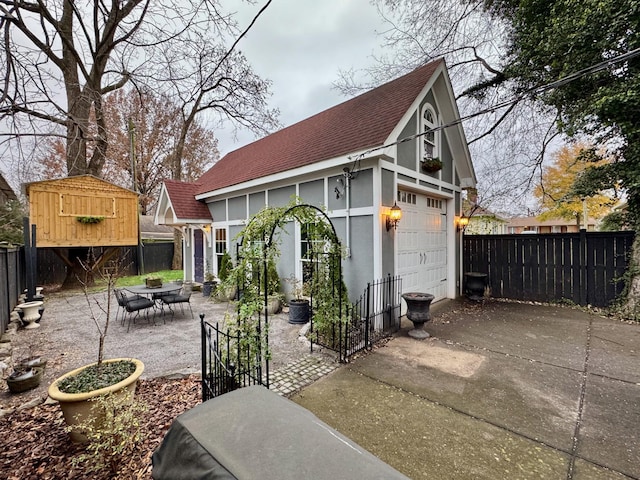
[397,192,448,301]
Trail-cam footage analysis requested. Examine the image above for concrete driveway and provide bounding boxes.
[290,299,640,480]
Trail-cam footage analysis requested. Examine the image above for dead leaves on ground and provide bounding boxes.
[0,375,201,479]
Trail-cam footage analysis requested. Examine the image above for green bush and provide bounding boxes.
[70,393,147,476]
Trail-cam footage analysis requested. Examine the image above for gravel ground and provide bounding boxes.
[0,288,334,479]
[1,287,324,412]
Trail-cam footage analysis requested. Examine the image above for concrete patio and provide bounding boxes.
[290,299,640,480]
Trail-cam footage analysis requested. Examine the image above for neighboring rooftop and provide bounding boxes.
[0,172,17,203]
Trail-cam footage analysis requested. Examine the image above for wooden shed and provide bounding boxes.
[25,176,139,248]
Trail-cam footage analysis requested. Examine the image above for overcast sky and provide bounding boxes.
[216,0,387,156]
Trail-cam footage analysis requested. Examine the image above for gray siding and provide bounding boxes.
[328,175,346,211]
[382,226,394,278]
[269,186,296,206]
[441,138,453,184]
[381,168,395,206]
[350,168,373,208]
[210,200,226,222]
[397,114,417,170]
[228,196,247,221]
[300,179,324,205]
[342,215,374,298]
[249,192,266,215]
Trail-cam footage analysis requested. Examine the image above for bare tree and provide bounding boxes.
[336,0,559,214]
[0,0,278,285]
[105,89,218,214]
[37,88,217,214]
[0,1,276,179]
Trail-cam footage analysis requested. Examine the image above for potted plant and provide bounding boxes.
[215,252,237,301]
[263,258,283,314]
[421,156,443,173]
[203,273,216,297]
[76,215,105,224]
[286,274,309,324]
[48,257,144,443]
[6,365,44,393]
[145,275,163,288]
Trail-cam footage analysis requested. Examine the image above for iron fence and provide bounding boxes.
[312,274,402,362]
[201,314,266,401]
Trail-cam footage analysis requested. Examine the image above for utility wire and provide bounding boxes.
[348,46,640,165]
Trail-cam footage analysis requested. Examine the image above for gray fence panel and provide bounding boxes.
[1,247,25,336]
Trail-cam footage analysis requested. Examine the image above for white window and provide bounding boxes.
[214,227,227,272]
[421,105,438,161]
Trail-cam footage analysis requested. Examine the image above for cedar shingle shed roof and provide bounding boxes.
[196,60,443,195]
[165,180,211,220]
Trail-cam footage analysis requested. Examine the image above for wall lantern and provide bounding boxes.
[386,202,403,231]
[456,216,469,232]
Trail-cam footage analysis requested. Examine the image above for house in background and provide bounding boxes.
[156,59,476,304]
[463,206,509,235]
[507,216,598,233]
[0,171,17,206]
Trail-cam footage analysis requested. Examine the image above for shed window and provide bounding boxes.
[421,106,439,161]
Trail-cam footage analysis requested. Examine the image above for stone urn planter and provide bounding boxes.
[288,298,310,324]
[16,300,44,329]
[263,295,283,315]
[48,358,144,443]
[402,292,435,339]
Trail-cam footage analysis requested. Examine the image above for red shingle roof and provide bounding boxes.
[196,60,443,195]
[164,180,211,220]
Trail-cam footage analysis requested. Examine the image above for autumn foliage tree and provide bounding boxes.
[38,89,217,215]
[103,89,217,214]
[534,143,617,227]
[1,1,276,286]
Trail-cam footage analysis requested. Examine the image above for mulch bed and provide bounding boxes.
[0,375,201,479]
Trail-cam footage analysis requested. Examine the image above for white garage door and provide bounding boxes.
[397,191,448,302]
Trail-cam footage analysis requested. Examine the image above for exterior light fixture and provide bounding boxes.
[386,202,402,231]
[456,216,469,232]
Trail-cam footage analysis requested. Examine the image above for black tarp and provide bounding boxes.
[152,386,408,480]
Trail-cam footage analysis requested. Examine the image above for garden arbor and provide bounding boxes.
[237,203,345,347]
[202,202,345,400]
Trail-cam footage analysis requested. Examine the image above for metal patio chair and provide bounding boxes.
[160,284,194,319]
[115,288,156,331]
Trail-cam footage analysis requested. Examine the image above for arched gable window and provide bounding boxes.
[421,105,439,161]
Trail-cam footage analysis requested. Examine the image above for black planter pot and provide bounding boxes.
[464,272,488,301]
[402,292,435,339]
[7,367,43,393]
[288,299,310,324]
[202,281,214,297]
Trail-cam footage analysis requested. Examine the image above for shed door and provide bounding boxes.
[194,229,204,283]
[397,191,448,303]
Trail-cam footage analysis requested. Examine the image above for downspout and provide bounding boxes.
[344,167,352,258]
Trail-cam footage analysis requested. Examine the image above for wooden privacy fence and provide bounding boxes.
[1,247,25,336]
[36,241,174,285]
[464,231,635,307]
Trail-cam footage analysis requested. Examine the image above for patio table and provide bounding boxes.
[125,284,182,318]
[125,284,182,297]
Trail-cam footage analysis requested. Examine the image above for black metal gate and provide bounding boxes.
[200,314,265,401]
